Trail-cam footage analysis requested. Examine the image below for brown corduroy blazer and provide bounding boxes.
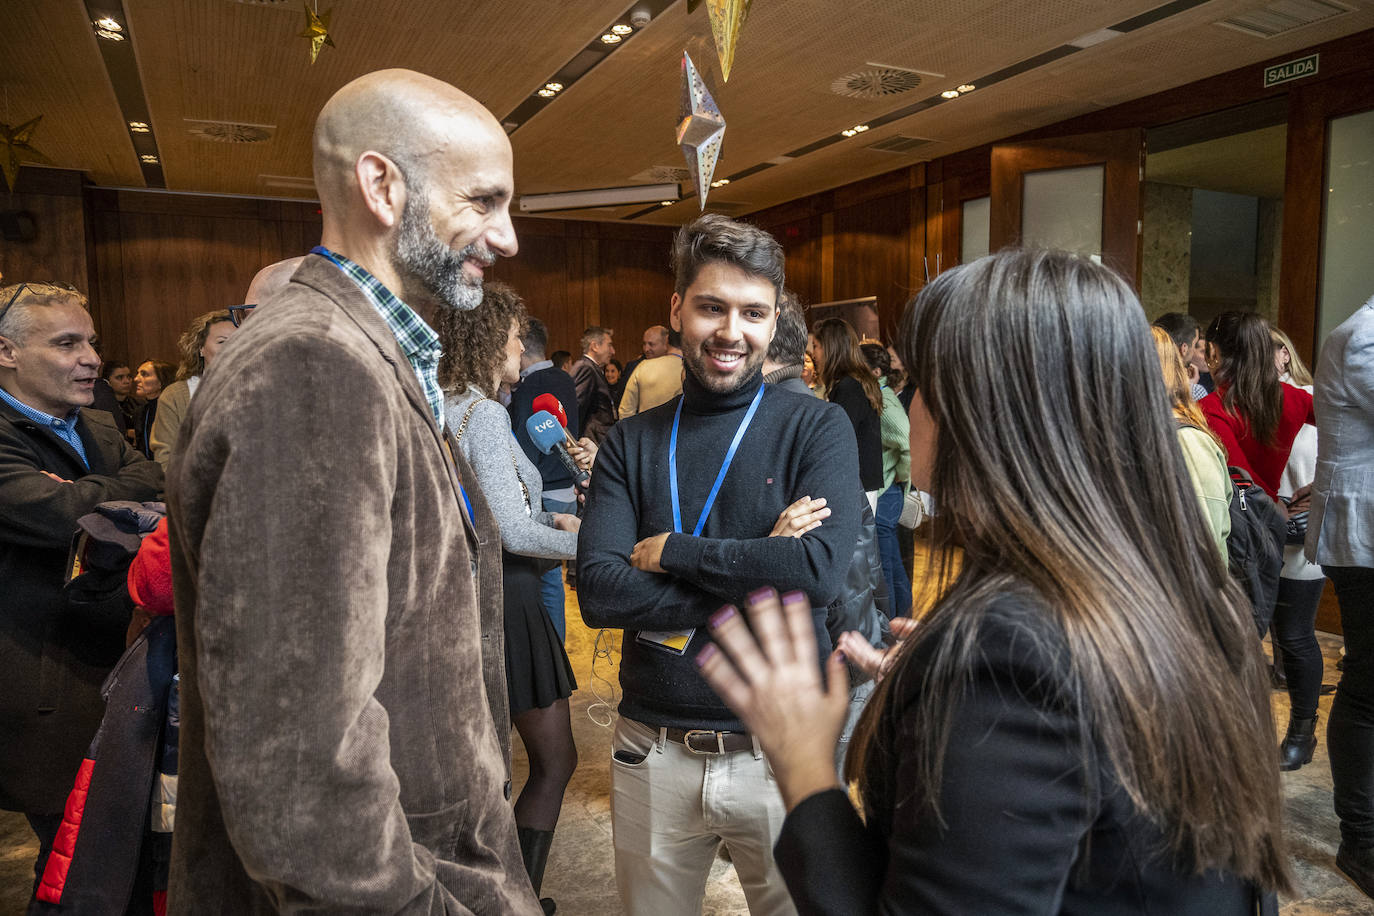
[165,254,536,914]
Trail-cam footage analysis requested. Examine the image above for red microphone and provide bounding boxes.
[532,394,576,445]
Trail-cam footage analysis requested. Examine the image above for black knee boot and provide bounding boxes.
[1279,715,1318,772]
[517,826,558,915]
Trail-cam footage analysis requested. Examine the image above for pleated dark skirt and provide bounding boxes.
[503,550,577,718]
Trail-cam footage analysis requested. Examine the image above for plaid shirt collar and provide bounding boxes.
[312,246,444,424]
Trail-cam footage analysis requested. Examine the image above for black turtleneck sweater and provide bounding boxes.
[577,367,863,731]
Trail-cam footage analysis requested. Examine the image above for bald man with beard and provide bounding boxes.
[165,70,538,913]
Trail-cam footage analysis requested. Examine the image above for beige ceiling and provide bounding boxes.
[1146,123,1288,197]
[2,0,1371,223]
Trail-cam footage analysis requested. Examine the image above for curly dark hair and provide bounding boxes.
[436,282,527,397]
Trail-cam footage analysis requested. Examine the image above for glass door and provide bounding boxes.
[989,129,1146,286]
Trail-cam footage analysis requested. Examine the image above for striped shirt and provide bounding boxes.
[0,385,90,468]
[311,246,445,425]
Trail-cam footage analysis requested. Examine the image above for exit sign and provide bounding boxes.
[1264,54,1319,88]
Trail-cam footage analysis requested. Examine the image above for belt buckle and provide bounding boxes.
[683,729,726,755]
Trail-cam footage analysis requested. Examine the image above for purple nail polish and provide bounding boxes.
[709,605,738,628]
[835,650,847,665]
[696,644,719,667]
[780,590,808,606]
[747,586,776,604]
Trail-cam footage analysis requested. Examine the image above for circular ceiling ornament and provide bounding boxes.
[830,68,922,100]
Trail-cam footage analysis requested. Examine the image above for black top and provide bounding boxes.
[827,376,883,491]
[134,397,159,460]
[775,594,1258,915]
[577,368,863,730]
[509,363,582,489]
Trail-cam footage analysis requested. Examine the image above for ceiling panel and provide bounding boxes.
[2,0,1371,221]
[0,0,143,187]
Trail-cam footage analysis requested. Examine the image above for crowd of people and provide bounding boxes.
[1,66,1373,916]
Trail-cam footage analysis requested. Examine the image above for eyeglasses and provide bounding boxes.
[0,282,80,329]
[227,304,256,327]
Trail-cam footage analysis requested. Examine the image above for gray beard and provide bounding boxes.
[393,190,487,312]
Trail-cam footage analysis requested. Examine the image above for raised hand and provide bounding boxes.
[697,587,849,810]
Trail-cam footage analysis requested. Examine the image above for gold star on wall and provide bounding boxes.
[0,116,52,193]
[299,3,335,64]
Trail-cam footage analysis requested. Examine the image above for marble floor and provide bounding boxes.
[2,590,1370,915]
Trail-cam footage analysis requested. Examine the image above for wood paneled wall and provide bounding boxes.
[9,184,675,368]
[87,189,322,366]
[0,168,89,313]
[752,166,925,341]
[489,218,676,358]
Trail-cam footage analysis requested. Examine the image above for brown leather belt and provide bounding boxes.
[664,727,754,755]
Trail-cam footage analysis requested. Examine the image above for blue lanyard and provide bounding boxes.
[669,385,765,536]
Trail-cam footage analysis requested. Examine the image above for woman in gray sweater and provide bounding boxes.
[440,283,580,915]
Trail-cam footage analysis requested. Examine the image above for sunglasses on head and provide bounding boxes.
[0,282,80,327]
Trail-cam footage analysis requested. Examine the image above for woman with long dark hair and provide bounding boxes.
[438,283,581,915]
[1200,311,1315,500]
[697,250,1290,913]
[812,318,884,510]
[1201,312,1319,768]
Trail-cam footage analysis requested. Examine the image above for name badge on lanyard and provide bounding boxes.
[637,385,765,656]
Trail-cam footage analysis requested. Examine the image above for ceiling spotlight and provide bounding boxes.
[544,82,563,92]
[841,124,870,137]
[957,84,976,93]
[95,26,125,40]
[537,88,556,98]
[940,89,960,99]
[94,16,123,31]
[600,32,622,44]
[128,121,150,132]
[611,23,633,35]
[660,200,674,206]
[140,155,158,163]
[710,178,730,187]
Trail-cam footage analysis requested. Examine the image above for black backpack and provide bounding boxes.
[1224,466,1286,638]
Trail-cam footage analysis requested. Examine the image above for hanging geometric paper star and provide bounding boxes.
[677,52,726,211]
[0,116,52,193]
[299,2,335,64]
[704,0,753,82]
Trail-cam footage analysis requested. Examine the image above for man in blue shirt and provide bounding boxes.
[0,281,162,901]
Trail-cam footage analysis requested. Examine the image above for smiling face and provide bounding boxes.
[0,301,101,418]
[200,320,237,369]
[671,260,777,394]
[391,125,518,313]
[135,361,164,399]
[604,362,621,386]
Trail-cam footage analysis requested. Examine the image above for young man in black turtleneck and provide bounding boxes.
[578,215,862,916]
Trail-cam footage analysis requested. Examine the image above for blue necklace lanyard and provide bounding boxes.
[669,385,765,536]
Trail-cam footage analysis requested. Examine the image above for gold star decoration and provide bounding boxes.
[299,3,335,64]
[704,0,752,82]
[0,116,52,193]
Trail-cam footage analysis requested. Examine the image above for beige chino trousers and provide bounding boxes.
[609,716,798,916]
